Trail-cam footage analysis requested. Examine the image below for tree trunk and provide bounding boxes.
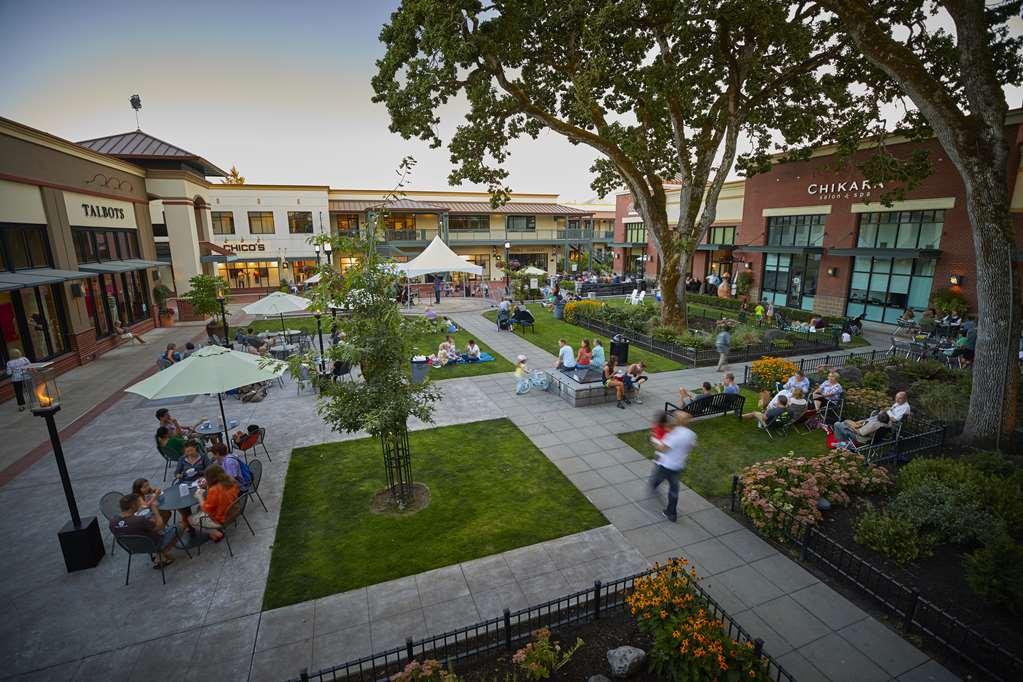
[659,251,687,329]
[959,182,1021,447]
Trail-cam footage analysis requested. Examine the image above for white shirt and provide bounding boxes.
[558,345,576,368]
[658,426,696,471]
[784,376,810,393]
[887,401,911,422]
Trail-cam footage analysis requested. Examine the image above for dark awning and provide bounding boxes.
[827,247,942,259]
[0,268,97,291]
[79,259,164,273]
[200,254,239,263]
[737,245,824,255]
[696,244,736,252]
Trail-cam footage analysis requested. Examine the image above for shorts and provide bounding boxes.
[158,525,179,550]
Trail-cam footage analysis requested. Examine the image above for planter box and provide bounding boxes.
[173,298,204,322]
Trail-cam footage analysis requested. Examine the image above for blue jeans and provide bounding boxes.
[649,464,681,520]
[833,421,856,443]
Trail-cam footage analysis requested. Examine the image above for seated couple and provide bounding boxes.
[742,388,808,428]
[832,392,911,445]
[602,355,648,409]
[677,373,740,406]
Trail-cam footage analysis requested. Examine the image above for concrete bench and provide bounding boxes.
[543,368,632,407]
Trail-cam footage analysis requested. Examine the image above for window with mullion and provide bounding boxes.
[248,211,276,235]
[0,224,51,271]
[211,211,235,235]
[506,215,536,232]
[766,215,826,247]
[449,214,490,231]
[287,211,314,234]
[856,210,944,249]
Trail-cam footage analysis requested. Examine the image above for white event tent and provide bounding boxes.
[398,236,483,277]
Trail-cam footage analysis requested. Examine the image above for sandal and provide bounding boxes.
[152,557,174,568]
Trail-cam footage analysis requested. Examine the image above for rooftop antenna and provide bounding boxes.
[129,94,142,130]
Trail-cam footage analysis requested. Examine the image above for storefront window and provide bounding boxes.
[330,212,360,236]
[766,215,826,247]
[85,277,112,338]
[18,285,68,360]
[1,224,51,270]
[449,215,489,231]
[847,257,935,323]
[0,292,26,373]
[101,274,125,326]
[626,223,647,243]
[761,253,820,310]
[95,232,111,260]
[857,210,944,249]
[217,261,282,290]
[707,226,736,245]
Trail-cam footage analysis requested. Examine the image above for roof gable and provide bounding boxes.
[76,130,227,176]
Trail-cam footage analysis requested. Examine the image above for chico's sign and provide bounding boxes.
[223,242,266,252]
[806,179,884,200]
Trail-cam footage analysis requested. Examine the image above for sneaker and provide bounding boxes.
[616,401,626,409]
[661,511,677,523]
[635,398,643,404]
[624,399,632,405]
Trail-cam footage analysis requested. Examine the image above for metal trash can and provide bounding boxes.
[410,358,430,384]
[610,334,630,364]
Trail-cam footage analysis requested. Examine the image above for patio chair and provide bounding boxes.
[198,495,254,558]
[155,435,181,480]
[762,410,792,440]
[245,459,269,513]
[242,427,272,462]
[156,357,173,371]
[788,406,819,433]
[818,394,844,424]
[115,532,186,585]
[331,360,353,382]
[99,491,125,555]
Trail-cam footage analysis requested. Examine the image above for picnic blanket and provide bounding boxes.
[432,351,495,367]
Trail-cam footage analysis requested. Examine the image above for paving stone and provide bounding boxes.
[713,564,785,608]
[717,529,777,563]
[541,443,575,460]
[519,570,571,605]
[129,629,199,681]
[590,435,626,450]
[799,632,889,682]
[502,544,557,580]
[367,575,421,620]
[423,595,481,635]
[191,614,260,669]
[677,538,745,576]
[675,490,715,514]
[697,576,748,616]
[614,478,656,502]
[602,503,658,531]
[729,608,794,658]
[462,555,516,592]
[622,526,678,558]
[71,645,141,682]
[550,428,587,444]
[560,557,611,591]
[312,624,373,672]
[248,639,312,682]
[789,582,867,630]
[256,601,315,651]
[751,554,819,594]
[776,649,828,682]
[579,451,619,468]
[369,609,428,652]
[529,433,560,447]
[553,457,591,474]
[608,447,648,465]
[566,469,609,491]
[594,463,639,484]
[624,459,653,477]
[896,659,961,682]
[546,536,599,570]
[415,565,470,608]
[839,618,929,677]
[752,595,831,648]
[603,549,651,580]
[17,660,81,682]
[516,422,549,436]
[582,525,634,557]
[472,582,530,619]
[184,653,251,682]
[689,507,744,535]
[657,517,712,546]
[584,485,631,511]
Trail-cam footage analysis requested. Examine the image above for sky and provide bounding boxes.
[1,1,1020,204]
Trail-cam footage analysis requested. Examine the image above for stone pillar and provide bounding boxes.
[162,200,203,293]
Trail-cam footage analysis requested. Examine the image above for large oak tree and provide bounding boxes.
[373,0,851,327]
[815,0,1023,447]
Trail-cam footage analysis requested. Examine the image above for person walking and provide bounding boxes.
[715,324,731,372]
[5,349,31,411]
[433,276,442,304]
[650,412,696,522]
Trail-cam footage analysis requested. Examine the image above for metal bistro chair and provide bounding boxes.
[198,495,254,558]
[115,531,189,586]
[243,427,272,462]
[99,491,125,555]
[155,435,182,481]
[245,458,269,512]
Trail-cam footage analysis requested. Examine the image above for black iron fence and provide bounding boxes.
[730,477,1023,681]
[572,315,838,368]
[740,348,896,385]
[292,567,795,682]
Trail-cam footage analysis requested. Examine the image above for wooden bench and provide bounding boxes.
[664,392,745,419]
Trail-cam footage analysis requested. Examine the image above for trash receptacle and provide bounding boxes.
[411,357,430,384]
[553,301,566,320]
[610,334,630,364]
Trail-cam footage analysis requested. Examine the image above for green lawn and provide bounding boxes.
[615,389,830,498]
[264,419,607,609]
[482,304,684,373]
[247,317,514,379]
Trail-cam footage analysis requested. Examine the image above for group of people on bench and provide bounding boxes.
[554,337,648,409]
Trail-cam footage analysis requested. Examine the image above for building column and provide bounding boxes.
[162,200,203,293]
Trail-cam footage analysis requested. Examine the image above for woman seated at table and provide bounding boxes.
[174,441,209,484]
[191,465,239,542]
[132,478,171,524]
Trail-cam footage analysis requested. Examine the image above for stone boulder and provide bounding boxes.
[588,676,612,682]
[607,646,646,678]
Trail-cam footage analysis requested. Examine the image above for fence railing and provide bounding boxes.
[572,315,838,368]
[730,477,1023,681]
[741,348,895,385]
[292,567,796,682]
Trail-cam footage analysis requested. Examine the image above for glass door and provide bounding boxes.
[787,260,804,309]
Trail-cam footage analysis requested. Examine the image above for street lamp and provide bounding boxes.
[30,367,105,572]
[323,241,332,265]
[216,292,230,348]
[314,243,321,265]
[314,312,326,374]
[504,240,511,294]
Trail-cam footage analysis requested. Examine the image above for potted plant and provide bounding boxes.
[181,274,231,324]
[152,282,175,327]
[930,286,969,317]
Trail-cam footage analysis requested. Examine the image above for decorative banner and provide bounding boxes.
[529,278,538,290]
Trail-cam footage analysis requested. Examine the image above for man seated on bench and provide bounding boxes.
[555,338,577,374]
[742,394,790,429]
[678,381,718,408]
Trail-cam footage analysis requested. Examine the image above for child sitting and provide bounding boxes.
[515,354,530,394]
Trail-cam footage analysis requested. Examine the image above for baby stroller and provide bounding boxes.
[497,308,512,331]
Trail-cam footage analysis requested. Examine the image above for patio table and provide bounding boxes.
[157,487,212,550]
[194,418,239,448]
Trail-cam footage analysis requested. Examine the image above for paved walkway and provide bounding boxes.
[0,308,955,682]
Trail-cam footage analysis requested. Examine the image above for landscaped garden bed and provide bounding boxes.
[264,418,606,608]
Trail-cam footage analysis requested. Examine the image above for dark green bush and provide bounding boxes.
[963,451,1020,477]
[964,535,1023,613]
[854,509,933,564]
[897,458,982,494]
[913,380,970,423]
[771,338,793,349]
[861,370,889,392]
[889,480,1002,545]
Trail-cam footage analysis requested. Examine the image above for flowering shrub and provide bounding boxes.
[627,558,772,681]
[563,299,603,324]
[511,628,582,680]
[739,452,890,541]
[390,659,459,681]
[748,357,799,389]
[842,387,890,414]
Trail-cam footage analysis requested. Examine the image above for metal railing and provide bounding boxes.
[741,348,896,385]
[384,229,439,242]
[292,567,795,682]
[730,475,1023,681]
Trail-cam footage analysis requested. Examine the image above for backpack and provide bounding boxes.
[227,455,253,489]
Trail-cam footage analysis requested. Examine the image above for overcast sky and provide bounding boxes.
[1,0,1019,203]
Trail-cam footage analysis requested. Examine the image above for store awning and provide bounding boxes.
[200,254,238,263]
[696,244,736,251]
[79,259,164,273]
[827,247,942,259]
[737,245,825,255]
[0,268,98,291]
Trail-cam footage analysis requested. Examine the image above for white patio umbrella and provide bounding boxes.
[242,291,311,335]
[126,345,287,450]
[519,265,547,276]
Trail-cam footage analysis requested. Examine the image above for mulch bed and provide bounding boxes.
[454,611,655,681]
[819,495,1023,660]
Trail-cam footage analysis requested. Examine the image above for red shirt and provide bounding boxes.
[577,348,592,365]
[651,424,667,441]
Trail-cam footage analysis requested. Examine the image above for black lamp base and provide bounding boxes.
[58,516,106,572]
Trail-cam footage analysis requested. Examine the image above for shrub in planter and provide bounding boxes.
[627,558,772,681]
[563,299,603,324]
[843,387,890,413]
[845,354,870,368]
[748,357,799,390]
[982,469,1023,528]
[731,325,763,346]
[914,380,970,423]
[677,331,714,349]
[889,480,1003,546]
[931,285,969,317]
[896,457,981,493]
[649,324,681,344]
[964,534,1023,614]
[861,370,889,392]
[963,450,1020,477]
[854,509,933,564]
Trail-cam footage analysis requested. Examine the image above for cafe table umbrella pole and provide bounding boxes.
[217,392,232,452]
[280,312,287,337]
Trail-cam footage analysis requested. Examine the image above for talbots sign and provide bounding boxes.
[807,179,884,201]
[223,242,266,253]
[81,203,126,220]
[64,191,136,228]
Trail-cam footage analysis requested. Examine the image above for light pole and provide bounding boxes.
[314,243,321,265]
[504,240,511,296]
[323,240,332,265]
[30,368,105,572]
[217,294,230,348]
[314,312,326,374]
